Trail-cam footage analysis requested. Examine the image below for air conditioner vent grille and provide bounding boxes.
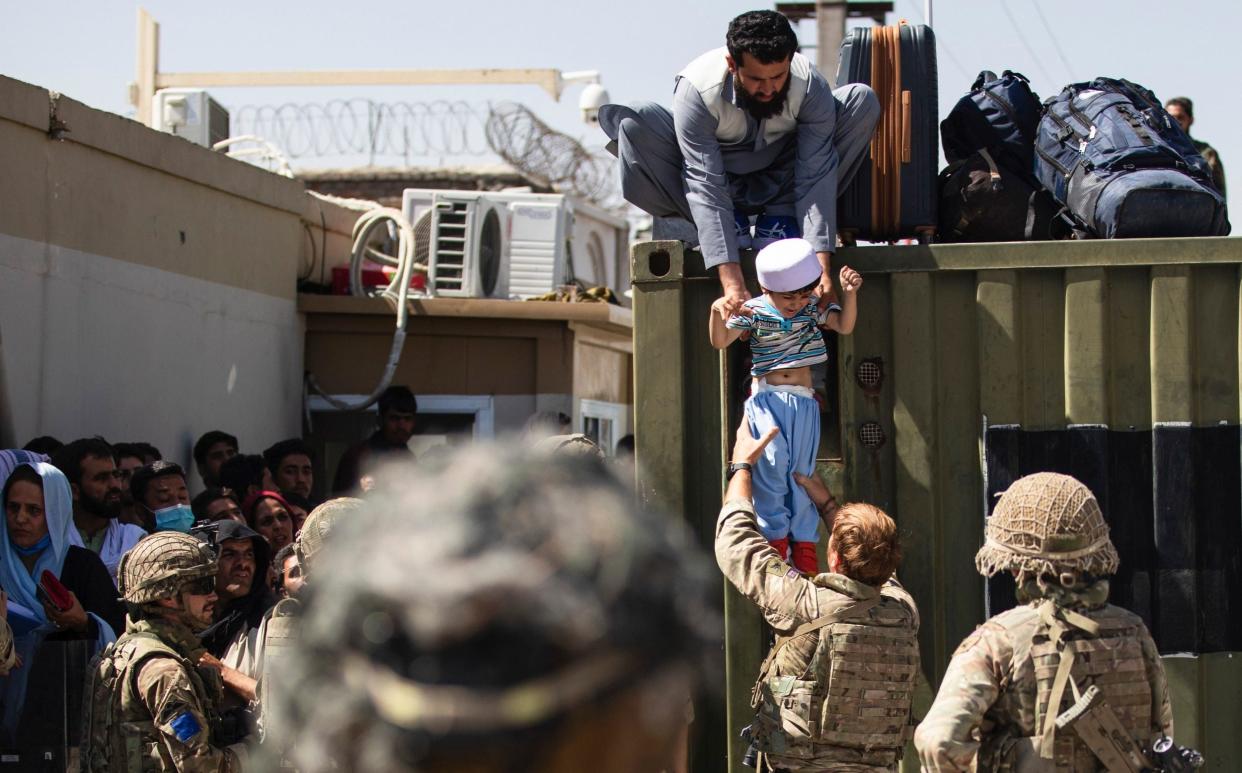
[433,202,469,292]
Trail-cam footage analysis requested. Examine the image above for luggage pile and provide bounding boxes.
[836,23,1230,243]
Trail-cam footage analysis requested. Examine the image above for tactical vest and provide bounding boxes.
[751,578,920,767]
[81,629,221,772]
[257,599,300,718]
[677,47,811,148]
[982,602,1154,772]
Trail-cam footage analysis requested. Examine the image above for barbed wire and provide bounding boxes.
[229,99,619,206]
[484,102,616,205]
[231,99,490,163]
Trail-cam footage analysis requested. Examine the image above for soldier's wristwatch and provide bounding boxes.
[726,462,752,480]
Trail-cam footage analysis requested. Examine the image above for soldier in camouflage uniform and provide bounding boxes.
[253,496,364,711]
[717,421,920,772]
[260,442,718,773]
[81,531,248,772]
[914,472,1173,771]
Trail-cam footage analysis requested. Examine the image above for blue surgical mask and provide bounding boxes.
[154,504,195,533]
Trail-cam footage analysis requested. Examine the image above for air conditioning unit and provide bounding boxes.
[507,196,572,298]
[403,189,577,299]
[402,190,512,298]
[151,89,230,149]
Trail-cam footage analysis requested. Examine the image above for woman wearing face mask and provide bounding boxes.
[1,462,121,742]
[129,460,196,533]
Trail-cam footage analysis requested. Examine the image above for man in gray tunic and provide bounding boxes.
[600,10,880,315]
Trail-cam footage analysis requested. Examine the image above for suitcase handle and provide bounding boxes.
[901,90,912,164]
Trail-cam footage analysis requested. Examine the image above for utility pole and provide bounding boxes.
[775,2,894,82]
[815,1,849,78]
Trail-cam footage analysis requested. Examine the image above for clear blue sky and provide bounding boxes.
[3,0,1237,207]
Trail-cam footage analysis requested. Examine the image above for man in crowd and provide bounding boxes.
[332,386,417,494]
[1165,96,1226,197]
[717,420,919,772]
[192,520,275,707]
[83,531,247,771]
[271,545,301,599]
[112,442,149,526]
[131,461,194,533]
[915,473,1173,770]
[598,10,879,314]
[191,488,246,525]
[262,439,315,502]
[218,455,271,503]
[52,437,146,581]
[21,436,62,455]
[262,444,717,772]
[194,431,239,490]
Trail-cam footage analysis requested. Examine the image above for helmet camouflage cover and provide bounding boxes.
[118,531,218,605]
[294,497,364,573]
[976,472,1120,581]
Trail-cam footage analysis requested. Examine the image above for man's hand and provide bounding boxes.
[716,262,752,320]
[794,471,839,526]
[733,422,779,466]
[712,295,752,323]
[815,251,838,304]
[839,265,863,295]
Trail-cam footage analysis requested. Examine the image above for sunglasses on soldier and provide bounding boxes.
[183,576,217,596]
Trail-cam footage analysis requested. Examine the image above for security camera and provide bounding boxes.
[579,83,610,125]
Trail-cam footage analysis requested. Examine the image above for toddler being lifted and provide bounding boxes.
[708,238,861,574]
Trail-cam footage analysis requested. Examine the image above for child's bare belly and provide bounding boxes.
[755,365,813,390]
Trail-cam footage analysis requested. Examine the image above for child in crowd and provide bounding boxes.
[708,238,861,574]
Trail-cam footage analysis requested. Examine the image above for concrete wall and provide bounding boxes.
[0,75,354,478]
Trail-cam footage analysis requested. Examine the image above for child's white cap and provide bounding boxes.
[755,238,820,292]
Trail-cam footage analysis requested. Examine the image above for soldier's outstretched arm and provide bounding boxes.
[914,625,1007,771]
[136,657,247,772]
[715,422,821,632]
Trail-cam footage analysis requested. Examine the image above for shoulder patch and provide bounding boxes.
[170,711,201,743]
[953,627,987,656]
[764,557,790,576]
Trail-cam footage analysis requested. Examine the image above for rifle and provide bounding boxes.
[1056,686,1204,773]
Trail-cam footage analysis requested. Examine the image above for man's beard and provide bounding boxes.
[736,76,792,120]
[81,490,122,520]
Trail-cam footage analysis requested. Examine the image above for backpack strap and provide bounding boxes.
[750,595,881,708]
[1037,600,1101,759]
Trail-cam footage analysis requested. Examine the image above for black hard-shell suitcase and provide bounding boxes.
[836,21,939,244]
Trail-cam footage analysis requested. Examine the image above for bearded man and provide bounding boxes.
[599,9,879,314]
[52,437,147,582]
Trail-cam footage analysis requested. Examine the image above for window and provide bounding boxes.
[576,399,629,457]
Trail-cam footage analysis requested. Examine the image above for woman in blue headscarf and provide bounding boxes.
[1,462,121,741]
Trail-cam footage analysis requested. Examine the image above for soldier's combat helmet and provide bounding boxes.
[118,531,218,606]
[293,496,363,573]
[975,472,1119,582]
[262,442,717,772]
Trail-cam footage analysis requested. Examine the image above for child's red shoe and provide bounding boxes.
[792,541,819,575]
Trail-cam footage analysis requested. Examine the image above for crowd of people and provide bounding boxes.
[0,387,423,764]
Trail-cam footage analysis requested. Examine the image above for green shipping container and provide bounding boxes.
[631,236,1242,772]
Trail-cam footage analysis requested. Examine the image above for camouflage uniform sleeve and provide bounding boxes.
[714,498,820,632]
[1138,623,1174,738]
[135,657,244,772]
[914,624,1009,771]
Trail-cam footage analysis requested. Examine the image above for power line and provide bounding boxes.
[896,0,972,87]
[1027,0,1075,82]
[997,0,1057,87]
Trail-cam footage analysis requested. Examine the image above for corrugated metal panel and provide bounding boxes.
[631,237,1242,772]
